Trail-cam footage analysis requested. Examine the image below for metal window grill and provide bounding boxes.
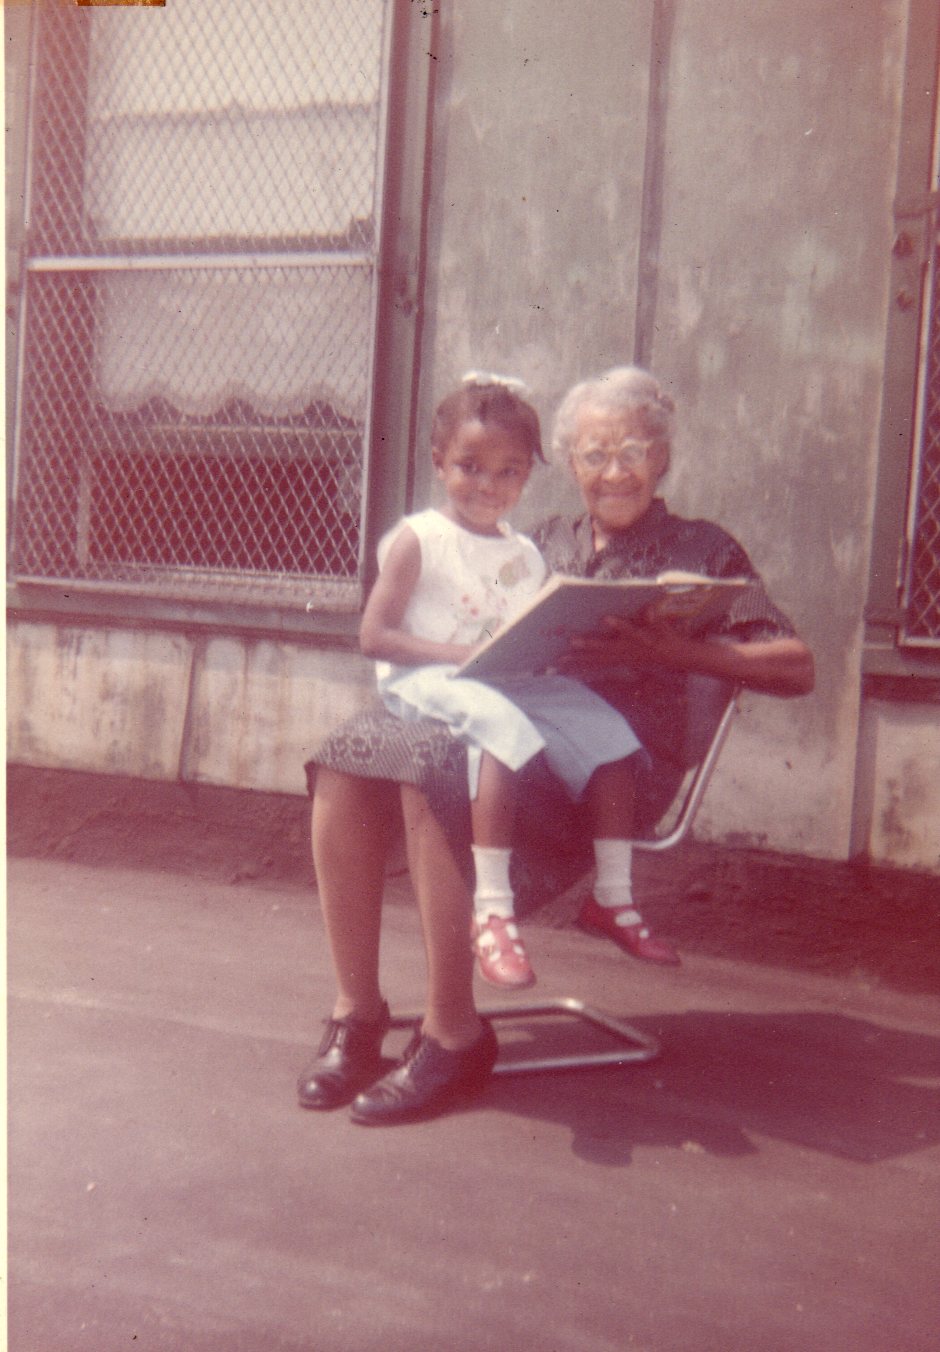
[902,230,940,646]
[11,0,391,612]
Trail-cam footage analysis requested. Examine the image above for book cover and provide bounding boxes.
[455,571,751,680]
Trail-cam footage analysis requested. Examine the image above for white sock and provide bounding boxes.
[593,838,642,927]
[472,845,515,922]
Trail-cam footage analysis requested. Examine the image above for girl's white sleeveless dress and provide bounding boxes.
[375,509,640,798]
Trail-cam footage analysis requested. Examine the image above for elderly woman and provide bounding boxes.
[299,366,814,1126]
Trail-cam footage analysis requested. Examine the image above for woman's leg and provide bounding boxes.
[299,769,398,1110]
[400,782,483,1051]
[348,783,498,1126]
[311,768,395,1022]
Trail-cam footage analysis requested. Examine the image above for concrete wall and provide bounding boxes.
[411,0,940,867]
[650,0,907,857]
[6,0,939,871]
[854,700,940,873]
[7,620,374,795]
[414,0,655,521]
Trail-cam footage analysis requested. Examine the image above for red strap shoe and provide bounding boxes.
[577,895,680,966]
[472,915,537,989]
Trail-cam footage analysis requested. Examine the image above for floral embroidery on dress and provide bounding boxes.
[497,552,535,589]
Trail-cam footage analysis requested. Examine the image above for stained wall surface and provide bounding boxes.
[413,0,936,864]
[7,0,939,870]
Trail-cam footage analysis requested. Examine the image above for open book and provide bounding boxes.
[455,570,752,680]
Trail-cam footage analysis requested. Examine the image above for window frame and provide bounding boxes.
[864,0,940,682]
[5,0,435,644]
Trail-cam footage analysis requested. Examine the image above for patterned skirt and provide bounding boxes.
[305,699,472,869]
[304,698,683,915]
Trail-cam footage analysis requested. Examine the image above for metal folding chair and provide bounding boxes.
[474,683,740,1076]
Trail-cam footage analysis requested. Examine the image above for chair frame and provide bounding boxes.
[390,997,660,1075]
[478,687,740,1076]
[634,684,740,853]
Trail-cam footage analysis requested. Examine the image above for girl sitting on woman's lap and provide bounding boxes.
[298,365,814,1126]
[360,375,664,992]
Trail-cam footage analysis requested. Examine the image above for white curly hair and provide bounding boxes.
[550,366,676,467]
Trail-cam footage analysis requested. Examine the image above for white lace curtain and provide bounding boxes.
[84,0,385,421]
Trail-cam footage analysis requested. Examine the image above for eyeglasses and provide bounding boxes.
[573,439,658,472]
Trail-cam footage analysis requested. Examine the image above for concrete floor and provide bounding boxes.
[8,854,940,1352]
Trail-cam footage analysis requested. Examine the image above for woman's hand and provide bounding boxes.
[560,610,696,673]
[559,611,815,696]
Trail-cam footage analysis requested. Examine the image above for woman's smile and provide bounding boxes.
[570,414,665,532]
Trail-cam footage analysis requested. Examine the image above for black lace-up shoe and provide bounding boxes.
[349,1020,499,1126]
[297,1002,391,1110]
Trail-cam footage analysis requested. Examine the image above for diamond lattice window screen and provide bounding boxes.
[902,227,940,645]
[12,0,391,611]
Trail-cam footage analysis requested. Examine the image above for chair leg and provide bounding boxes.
[389,997,659,1076]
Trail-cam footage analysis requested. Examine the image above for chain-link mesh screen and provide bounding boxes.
[903,236,940,644]
[12,0,390,610]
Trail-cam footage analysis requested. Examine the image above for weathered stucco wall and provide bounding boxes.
[855,700,940,872]
[7,0,938,871]
[649,0,909,856]
[414,0,934,863]
[181,636,374,791]
[7,620,374,795]
[8,623,193,780]
[413,0,655,519]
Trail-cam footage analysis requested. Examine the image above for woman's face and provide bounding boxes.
[569,404,668,542]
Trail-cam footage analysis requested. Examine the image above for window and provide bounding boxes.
[900,177,940,646]
[10,0,411,618]
[865,2,940,674]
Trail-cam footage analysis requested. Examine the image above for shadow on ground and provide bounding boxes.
[484,1008,940,1167]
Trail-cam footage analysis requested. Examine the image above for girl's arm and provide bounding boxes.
[359,526,475,667]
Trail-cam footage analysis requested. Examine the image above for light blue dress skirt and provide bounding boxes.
[378,666,641,801]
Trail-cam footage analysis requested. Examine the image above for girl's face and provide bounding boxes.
[569,404,668,545]
[433,418,534,535]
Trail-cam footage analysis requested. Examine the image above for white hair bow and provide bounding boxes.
[461,370,530,396]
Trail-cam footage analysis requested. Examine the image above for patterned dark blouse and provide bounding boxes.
[531,500,794,643]
[306,499,797,909]
[531,500,795,774]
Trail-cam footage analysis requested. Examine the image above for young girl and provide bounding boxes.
[359,375,648,988]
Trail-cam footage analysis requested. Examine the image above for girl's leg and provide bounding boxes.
[311,768,394,1021]
[580,756,679,966]
[470,751,516,920]
[584,755,636,839]
[470,750,516,847]
[469,753,535,989]
[400,782,484,1050]
[585,756,639,913]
